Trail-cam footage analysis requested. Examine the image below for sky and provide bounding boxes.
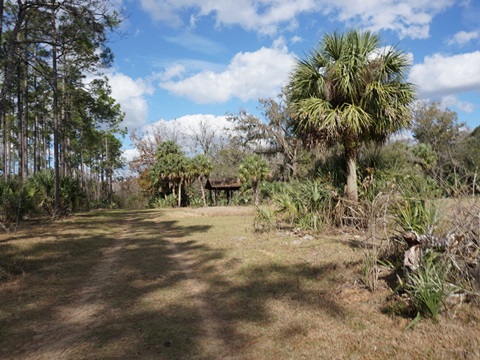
[104,0,480,159]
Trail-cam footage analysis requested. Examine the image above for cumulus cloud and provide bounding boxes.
[447,30,479,46]
[322,0,454,39]
[159,39,295,104]
[139,0,316,35]
[107,72,154,130]
[159,64,187,82]
[440,95,475,113]
[139,0,454,39]
[408,51,480,97]
[123,148,140,163]
[139,114,234,154]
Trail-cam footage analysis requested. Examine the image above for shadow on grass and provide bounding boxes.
[0,210,347,359]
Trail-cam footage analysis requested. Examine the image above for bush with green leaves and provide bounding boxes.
[405,251,449,320]
[273,180,336,231]
[26,170,83,216]
[254,206,276,232]
[0,178,32,230]
[393,175,442,234]
[26,171,55,214]
[150,193,178,208]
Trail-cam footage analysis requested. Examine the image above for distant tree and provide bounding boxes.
[412,102,466,187]
[288,29,416,201]
[148,141,191,207]
[188,119,225,157]
[411,143,437,172]
[210,145,248,179]
[412,102,464,155]
[457,126,480,195]
[238,155,270,206]
[228,96,301,180]
[191,154,213,206]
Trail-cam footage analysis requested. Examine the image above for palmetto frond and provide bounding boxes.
[288,29,416,144]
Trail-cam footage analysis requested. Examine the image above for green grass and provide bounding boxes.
[0,207,479,359]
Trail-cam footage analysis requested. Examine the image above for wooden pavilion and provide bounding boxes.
[205,178,242,205]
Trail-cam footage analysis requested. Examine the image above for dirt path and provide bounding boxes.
[169,240,235,359]
[16,217,133,360]
[14,214,236,359]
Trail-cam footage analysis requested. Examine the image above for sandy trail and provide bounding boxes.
[15,213,236,359]
[17,218,133,360]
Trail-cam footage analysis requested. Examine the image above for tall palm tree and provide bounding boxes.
[288,29,416,201]
[238,155,270,206]
[191,154,213,206]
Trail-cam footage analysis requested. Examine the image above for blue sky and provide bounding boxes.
[105,0,480,157]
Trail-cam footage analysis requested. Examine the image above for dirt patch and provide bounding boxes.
[175,206,255,218]
[13,218,133,360]
[169,240,236,358]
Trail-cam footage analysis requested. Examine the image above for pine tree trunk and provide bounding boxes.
[2,112,6,180]
[23,44,28,178]
[60,60,67,178]
[34,111,38,174]
[17,62,23,179]
[52,10,61,217]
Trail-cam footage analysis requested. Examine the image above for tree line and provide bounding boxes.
[0,0,125,216]
[1,21,479,223]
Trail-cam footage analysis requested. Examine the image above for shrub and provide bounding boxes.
[254,206,276,232]
[25,171,55,215]
[0,178,31,230]
[273,180,336,231]
[393,174,442,234]
[405,251,448,320]
[26,171,83,216]
[151,193,178,208]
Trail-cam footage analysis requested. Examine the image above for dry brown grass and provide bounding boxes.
[0,207,479,359]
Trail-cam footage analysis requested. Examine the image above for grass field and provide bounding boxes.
[1,207,479,359]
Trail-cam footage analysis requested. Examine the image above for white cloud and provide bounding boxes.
[139,0,316,35]
[159,40,295,104]
[107,72,154,130]
[440,95,475,113]
[370,46,414,65]
[159,64,187,81]
[139,0,454,39]
[322,0,454,39]
[123,148,140,163]
[291,35,303,44]
[163,32,227,54]
[408,51,480,97]
[141,114,234,154]
[447,30,479,46]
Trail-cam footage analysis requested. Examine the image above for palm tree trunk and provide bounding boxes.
[177,178,183,207]
[345,142,358,202]
[199,176,207,206]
